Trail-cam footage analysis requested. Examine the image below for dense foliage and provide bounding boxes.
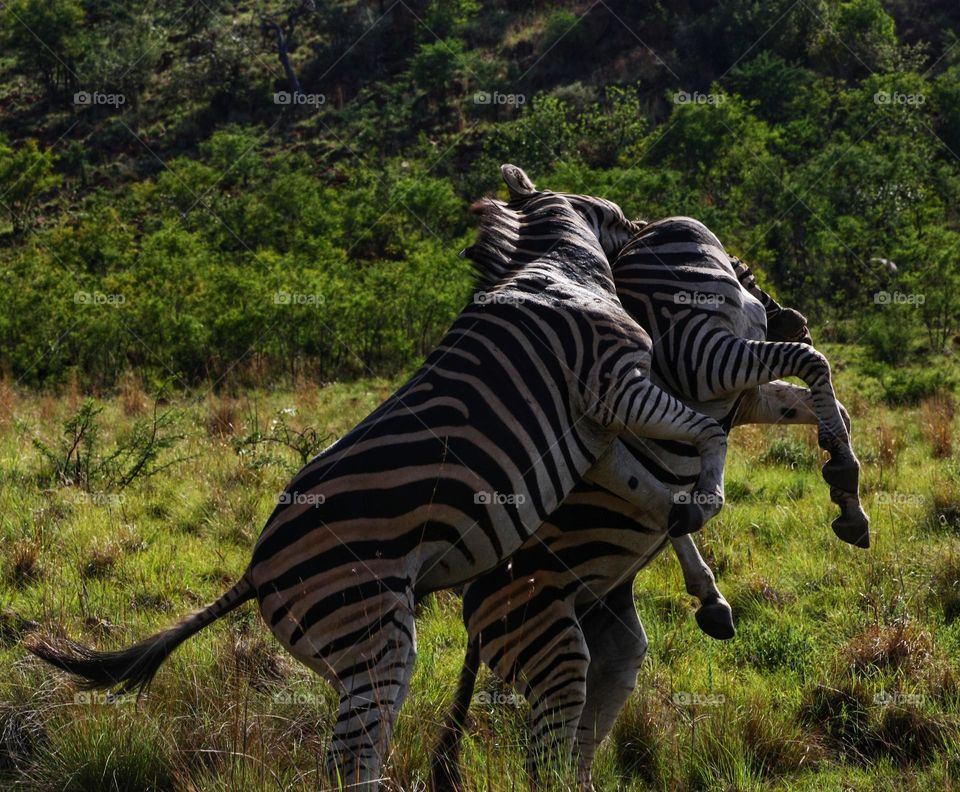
[1,0,959,388]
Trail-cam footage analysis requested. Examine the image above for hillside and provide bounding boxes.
[0,0,959,392]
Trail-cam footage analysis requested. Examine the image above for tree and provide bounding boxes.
[0,138,61,234]
[0,0,85,96]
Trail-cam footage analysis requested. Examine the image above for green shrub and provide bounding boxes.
[881,368,955,406]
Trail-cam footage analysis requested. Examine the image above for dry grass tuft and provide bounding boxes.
[872,705,955,765]
[929,552,960,623]
[740,694,825,776]
[799,680,873,757]
[610,683,676,785]
[0,376,16,424]
[876,413,905,468]
[118,371,148,416]
[844,622,934,677]
[82,542,120,580]
[206,395,240,439]
[6,540,42,587]
[921,394,955,458]
[0,703,47,773]
[230,629,291,690]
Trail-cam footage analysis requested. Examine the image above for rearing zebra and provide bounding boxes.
[431,213,867,791]
[26,166,729,790]
[616,216,867,544]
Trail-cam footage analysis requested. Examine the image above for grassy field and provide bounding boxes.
[1,346,959,791]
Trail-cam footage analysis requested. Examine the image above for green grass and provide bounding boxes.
[1,357,959,790]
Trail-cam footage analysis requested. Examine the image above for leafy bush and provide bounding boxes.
[234,408,327,472]
[858,313,917,365]
[881,367,956,406]
[32,399,187,492]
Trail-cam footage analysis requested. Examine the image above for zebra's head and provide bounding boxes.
[500,164,645,260]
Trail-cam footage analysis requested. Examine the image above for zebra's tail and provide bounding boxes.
[24,574,255,694]
[430,635,481,792]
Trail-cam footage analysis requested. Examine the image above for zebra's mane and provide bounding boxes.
[463,196,527,293]
[465,191,600,294]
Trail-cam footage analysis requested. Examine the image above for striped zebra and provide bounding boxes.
[616,216,867,545]
[430,216,867,790]
[25,166,730,791]
[431,385,839,792]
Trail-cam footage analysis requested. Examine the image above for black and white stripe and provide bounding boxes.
[614,217,866,545]
[26,167,730,791]
[432,216,868,790]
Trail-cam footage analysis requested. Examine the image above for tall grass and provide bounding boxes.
[0,365,958,790]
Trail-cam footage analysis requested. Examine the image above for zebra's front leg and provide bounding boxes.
[575,582,649,791]
[593,373,727,536]
[704,339,868,547]
[670,534,734,640]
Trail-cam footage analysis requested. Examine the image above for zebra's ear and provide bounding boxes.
[500,164,536,198]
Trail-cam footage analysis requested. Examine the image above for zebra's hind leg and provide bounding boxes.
[575,582,648,791]
[518,610,590,790]
[323,603,417,791]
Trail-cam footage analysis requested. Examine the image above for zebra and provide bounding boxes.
[25,166,730,791]
[430,215,867,790]
[430,382,839,792]
[615,216,867,545]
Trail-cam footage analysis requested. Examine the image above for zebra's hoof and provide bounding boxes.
[832,508,870,549]
[695,599,735,640]
[668,502,704,537]
[821,458,859,493]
